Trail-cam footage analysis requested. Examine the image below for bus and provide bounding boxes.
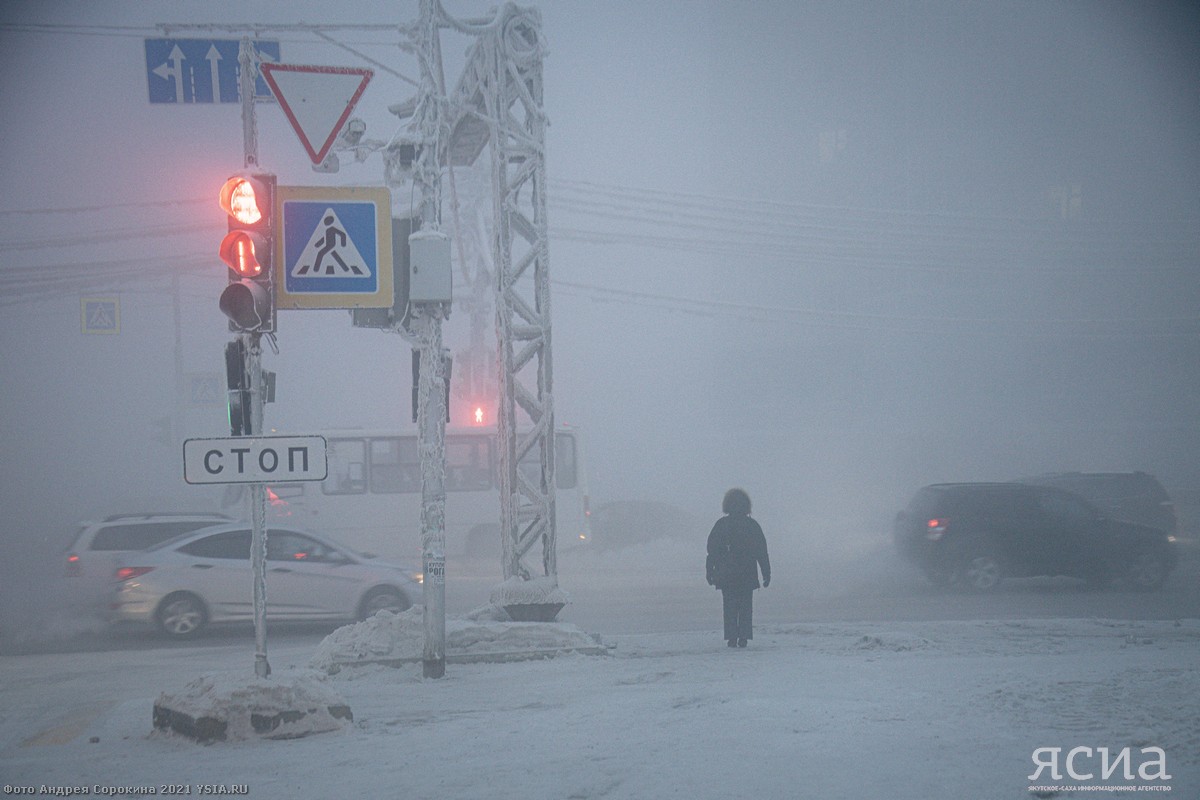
[222,425,591,566]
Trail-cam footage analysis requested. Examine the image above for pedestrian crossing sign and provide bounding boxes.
[81,297,120,334]
[276,186,393,309]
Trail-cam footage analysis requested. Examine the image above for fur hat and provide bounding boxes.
[722,488,751,516]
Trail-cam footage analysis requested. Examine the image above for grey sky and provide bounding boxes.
[0,0,1197,553]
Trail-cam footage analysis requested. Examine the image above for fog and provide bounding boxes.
[1,1,1198,637]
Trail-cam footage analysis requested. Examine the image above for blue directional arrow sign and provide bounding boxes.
[144,39,280,104]
[276,186,394,309]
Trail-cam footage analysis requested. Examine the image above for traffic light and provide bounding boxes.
[218,173,276,332]
[225,339,252,436]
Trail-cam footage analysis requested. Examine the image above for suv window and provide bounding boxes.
[179,530,252,560]
[89,521,221,551]
[1020,472,1176,533]
[1033,488,1095,524]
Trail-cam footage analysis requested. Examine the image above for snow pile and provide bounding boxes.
[310,604,602,672]
[154,670,350,741]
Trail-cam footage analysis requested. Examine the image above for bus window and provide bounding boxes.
[515,432,578,490]
[370,437,420,494]
[446,435,493,491]
[555,432,577,489]
[323,438,367,495]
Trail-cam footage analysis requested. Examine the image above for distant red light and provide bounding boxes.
[925,518,949,541]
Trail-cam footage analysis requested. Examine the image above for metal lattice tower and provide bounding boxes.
[443,4,557,586]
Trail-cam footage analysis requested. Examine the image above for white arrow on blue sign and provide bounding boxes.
[144,39,280,104]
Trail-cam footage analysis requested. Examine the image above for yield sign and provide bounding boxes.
[260,63,373,165]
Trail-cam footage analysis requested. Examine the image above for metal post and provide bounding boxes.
[239,37,267,677]
[238,37,259,169]
[172,272,185,447]
[416,312,447,679]
[247,332,270,678]
[414,0,448,680]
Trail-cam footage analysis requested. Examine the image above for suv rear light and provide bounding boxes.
[65,553,81,577]
[925,518,949,541]
[115,566,154,582]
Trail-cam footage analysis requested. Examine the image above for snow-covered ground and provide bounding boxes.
[1,611,1196,799]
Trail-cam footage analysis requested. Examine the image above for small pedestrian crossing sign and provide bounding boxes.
[81,297,120,334]
[276,185,393,309]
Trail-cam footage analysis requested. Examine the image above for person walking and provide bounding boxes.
[706,488,771,648]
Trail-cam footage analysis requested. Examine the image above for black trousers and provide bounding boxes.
[721,587,754,641]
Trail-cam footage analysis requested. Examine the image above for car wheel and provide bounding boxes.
[1127,550,1168,592]
[156,593,206,638]
[359,587,411,620]
[466,524,500,557]
[922,567,953,589]
[960,554,1002,592]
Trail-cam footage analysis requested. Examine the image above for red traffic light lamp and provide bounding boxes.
[219,176,267,225]
[219,230,267,278]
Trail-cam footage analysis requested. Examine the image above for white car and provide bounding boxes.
[109,524,421,638]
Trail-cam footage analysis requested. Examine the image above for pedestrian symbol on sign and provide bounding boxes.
[297,212,366,276]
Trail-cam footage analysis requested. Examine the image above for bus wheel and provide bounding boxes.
[466,524,501,557]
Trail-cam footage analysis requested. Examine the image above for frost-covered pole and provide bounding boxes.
[415,312,447,678]
[239,37,259,170]
[239,36,270,679]
[414,0,448,680]
[248,334,270,679]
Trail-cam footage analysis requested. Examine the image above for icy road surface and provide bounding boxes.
[1,616,1196,800]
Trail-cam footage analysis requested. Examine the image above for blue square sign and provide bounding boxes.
[275,186,393,309]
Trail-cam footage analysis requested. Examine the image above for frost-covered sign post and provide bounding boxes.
[409,0,453,680]
[180,426,329,682]
[150,30,284,682]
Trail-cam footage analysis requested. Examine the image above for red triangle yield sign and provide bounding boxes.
[260,64,373,165]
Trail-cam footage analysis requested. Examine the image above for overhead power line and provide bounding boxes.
[0,198,210,216]
[1,176,1197,335]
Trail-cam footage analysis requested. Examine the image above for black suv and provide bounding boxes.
[1016,472,1178,537]
[893,483,1178,591]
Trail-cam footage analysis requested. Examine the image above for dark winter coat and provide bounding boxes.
[706,514,770,591]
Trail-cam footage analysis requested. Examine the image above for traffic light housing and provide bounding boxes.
[218,174,276,332]
[224,339,252,436]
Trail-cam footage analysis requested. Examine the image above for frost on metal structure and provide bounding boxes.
[442,3,558,591]
[410,0,451,678]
